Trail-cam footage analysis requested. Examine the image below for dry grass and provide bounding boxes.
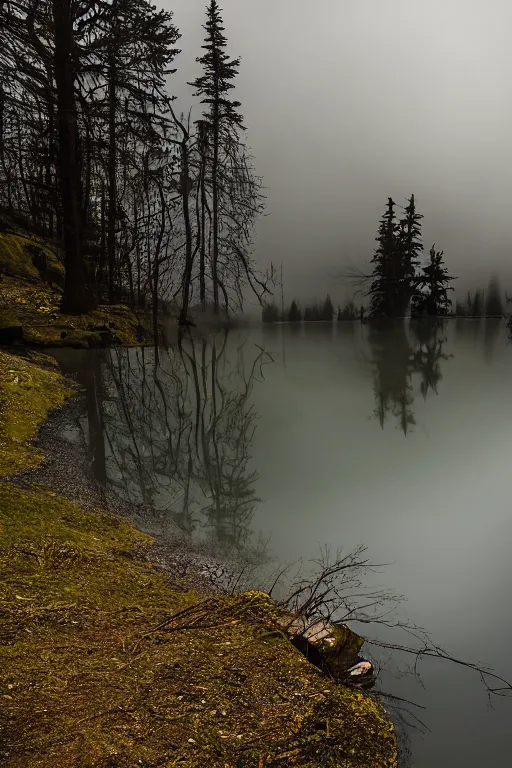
[0,483,397,768]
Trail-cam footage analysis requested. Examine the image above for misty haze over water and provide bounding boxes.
[167,0,512,305]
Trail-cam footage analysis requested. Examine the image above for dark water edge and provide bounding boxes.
[12,389,252,597]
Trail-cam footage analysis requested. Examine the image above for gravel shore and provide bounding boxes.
[10,390,247,595]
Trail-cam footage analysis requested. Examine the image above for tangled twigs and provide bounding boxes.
[131,594,267,653]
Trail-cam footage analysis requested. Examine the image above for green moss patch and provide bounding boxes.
[0,231,64,285]
[0,221,151,348]
[0,274,151,347]
[0,351,74,476]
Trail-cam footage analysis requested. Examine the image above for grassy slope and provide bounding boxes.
[0,220,151,347]
[0,256,397,768]
[0,350,73,476]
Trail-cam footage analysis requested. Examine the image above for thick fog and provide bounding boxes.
[164,0,512,305]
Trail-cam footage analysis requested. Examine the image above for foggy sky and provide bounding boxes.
[164,0,512,306]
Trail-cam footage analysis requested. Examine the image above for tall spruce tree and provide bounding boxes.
[189,1,244,313]
[411,244,455,316]
[322,294,334,320]
[397,193,423,314]
[368,197,400,318]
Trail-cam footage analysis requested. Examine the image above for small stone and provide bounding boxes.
[188,738,196,743]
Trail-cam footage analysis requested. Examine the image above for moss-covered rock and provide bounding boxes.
[0,220,152,348]
[0,231,64,286]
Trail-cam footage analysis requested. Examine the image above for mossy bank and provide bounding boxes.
[0,334,398,767]
[0,215,152,348]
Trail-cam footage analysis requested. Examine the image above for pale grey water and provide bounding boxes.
[51,318,512,767]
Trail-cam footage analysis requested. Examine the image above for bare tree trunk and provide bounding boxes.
[16,116,32,217]
[98,181,106,300]
[46,89,54,238]
[178,140,194,326]
[53,0,96,314]
[0,84,13,211]
[212,102,219,313]
[200,154,207,309]
[107,45,117,304]
[79,353,107,487]
[81,111,92,237]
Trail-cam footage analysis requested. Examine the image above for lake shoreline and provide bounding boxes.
[0,346,398,767]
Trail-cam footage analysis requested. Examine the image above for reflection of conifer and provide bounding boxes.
[483,317,501,362]
[410,319,452,399]
[368,322,416,435]
[370,319,453,434]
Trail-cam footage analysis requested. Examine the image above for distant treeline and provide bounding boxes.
[262,295,364,323]
[263,193,509,323]
[454,278,505,317]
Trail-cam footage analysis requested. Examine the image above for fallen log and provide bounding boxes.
[275,610,372,683]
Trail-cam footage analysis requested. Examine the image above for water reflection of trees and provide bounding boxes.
[483,318,501,363]
[368,319,452,434]
[78,333,271,556]
[409,319,452,399]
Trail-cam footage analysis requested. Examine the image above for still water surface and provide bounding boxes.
[51,319,512,767]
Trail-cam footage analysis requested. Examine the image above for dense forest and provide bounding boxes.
[0,0,270,325]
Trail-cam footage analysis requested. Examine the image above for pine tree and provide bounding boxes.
[485,276,504,317]
[411,245,456,316]
[322,294,334,320]
[368,197,400,318]
[397,194,423,314]
[189,1,244,313]
[288,299,301,322]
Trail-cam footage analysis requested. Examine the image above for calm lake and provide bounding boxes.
[51,318,512,767]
